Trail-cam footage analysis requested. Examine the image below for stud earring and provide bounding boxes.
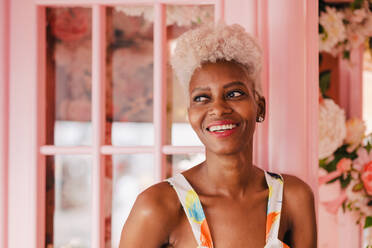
[257,116,264,122]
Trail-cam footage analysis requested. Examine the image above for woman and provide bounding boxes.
[119,23,317,248]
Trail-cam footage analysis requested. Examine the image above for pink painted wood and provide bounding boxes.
[40,145,93,154]
[0,0,10,247]
[36,6,47,248]
[91,5,107,248]
[255,0,269,171]
[266,0,319,187]
[36,0,218,6]
[339,46,364,119]
[335,46,364,248]
[153,3,167,182]
[8,0,41,246]
[214,0,224,22]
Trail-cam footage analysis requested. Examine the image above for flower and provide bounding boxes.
[319,99,346,159]
[353,147,372,171]
[319,7,347,54]
[50,8,90,42]
[345,180,372,218]
[345,26,365,50]
[345,118,366,152]
[322,191,347,215]
[337,158,352,172]
[362,161,372,195]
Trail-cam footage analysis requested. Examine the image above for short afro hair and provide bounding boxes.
[170,22,263,96]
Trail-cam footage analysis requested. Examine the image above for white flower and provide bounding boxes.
[319,7,347,54]
[319,99,346,159]
[346,24,366,50]
[345,180,372,218]
[345,118,366,152]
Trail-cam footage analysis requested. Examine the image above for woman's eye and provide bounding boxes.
[226,90,244,98]
[193,95,210,102]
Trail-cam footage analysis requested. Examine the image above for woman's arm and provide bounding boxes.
[119,182,179,248]
[284,175,317,248]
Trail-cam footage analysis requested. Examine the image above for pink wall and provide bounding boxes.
[226,0,319,194]
[0,0,10,247]
[8,0,40,247]
[227,0,320,244]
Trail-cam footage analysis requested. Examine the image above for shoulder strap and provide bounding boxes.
[264,171,284,244]
[165,174,214,248]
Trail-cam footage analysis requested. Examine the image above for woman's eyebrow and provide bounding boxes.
[191,86,210,94]
[223,81,247,89]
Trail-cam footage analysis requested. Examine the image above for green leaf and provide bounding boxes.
[351,0,364,10]
[343,50,350,60]
[319,70,331,97]
[340,174,352,189]
[319,24,325,34]
[352,182,364,191]
[364,216,372,229]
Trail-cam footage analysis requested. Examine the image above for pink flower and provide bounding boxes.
[337,158,352,172]
[318,158,352,185]
[322,191,347,215]
[353,147,372,171]
[362,161,372,195]
[50,8,90,42]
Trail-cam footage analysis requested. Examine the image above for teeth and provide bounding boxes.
[209,124,237,132]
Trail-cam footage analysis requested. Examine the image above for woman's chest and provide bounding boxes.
[168,197,271,248]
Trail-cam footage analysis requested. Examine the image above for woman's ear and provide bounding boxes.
[256,96,266,122]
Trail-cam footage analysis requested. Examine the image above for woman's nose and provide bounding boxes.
[208,99,233,116]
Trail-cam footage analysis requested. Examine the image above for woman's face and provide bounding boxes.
[188,61,264,155]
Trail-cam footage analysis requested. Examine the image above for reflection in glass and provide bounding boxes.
[111,154,155,247]
[49,155,92,248]
[170,153,206,175]
[108,7,154,146]
[46,7,93,146]
[166,5,214,145]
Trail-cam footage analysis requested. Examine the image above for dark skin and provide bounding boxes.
[119,61,317,248]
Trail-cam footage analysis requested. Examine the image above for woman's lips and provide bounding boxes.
[208,127,238,137]
[206,120,239,138]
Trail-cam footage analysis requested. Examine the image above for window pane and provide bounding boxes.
[107,6,154,146]
[111,154,155,247]
[166,5,214,146]
[46,7,93,146]
[46,155,92,248]
[169,153,205,175]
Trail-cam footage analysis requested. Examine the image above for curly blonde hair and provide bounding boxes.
[170,22,263,96]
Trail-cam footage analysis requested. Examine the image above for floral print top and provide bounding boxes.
[165,171,290,248]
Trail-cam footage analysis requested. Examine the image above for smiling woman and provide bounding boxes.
[119,23,317,248]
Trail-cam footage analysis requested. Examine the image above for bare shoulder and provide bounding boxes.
[281,174,317,247]
[134,181,180,218]
[281,174,315,204]
[119,181,181,247]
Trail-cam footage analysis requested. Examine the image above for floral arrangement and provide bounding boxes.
[319,96,372,235]
[319,0,372,58]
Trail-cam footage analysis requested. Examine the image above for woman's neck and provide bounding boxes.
[202,143,260,199]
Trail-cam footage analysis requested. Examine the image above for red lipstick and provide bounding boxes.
[206,119,239,138]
